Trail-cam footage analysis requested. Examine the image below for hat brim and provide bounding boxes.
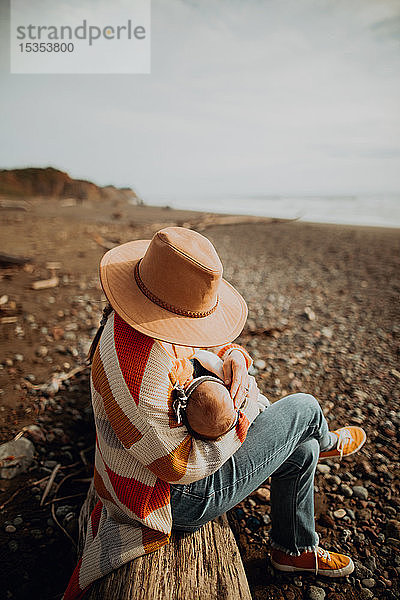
[99,239,248,348]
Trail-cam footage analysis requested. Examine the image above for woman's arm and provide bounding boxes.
[127,343,259,484]
[94,313,258,485]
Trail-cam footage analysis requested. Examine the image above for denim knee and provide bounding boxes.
[288,437,320,470]
[287,393,322,421]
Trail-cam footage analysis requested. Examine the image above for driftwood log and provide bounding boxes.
[0,253,31,267]
[78,482,252,600]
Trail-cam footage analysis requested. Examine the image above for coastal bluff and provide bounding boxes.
[0,166,140,204]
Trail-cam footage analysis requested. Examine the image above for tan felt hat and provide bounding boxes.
[99,226,248,347]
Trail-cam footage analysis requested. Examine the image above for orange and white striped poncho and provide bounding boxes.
[63,311,259,599]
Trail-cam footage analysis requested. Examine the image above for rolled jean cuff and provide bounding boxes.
[269,532,319,557]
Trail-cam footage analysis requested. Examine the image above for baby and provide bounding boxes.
[173,350,270,440]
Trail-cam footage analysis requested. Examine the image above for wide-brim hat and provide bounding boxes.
[99,226,248,347]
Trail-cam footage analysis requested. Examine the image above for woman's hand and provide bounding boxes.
[222,349,250,408]
[246,375,260,406]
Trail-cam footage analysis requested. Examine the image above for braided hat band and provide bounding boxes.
[134,260,219,318]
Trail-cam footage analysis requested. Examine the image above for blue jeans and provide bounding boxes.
[170,393,331,556]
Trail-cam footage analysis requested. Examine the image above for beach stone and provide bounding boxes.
[354,560,373,579]
[340,484,353,498]
[321,327,333,339]
[5,525,16,533]
[353,486,369,500]
[346,508,356,521]
[341,529,352,542]
[307,585,325,600]
[364,556,377,572]
[327,474,342,485]
[357,508,372,520]
[254,359,266,370]
[360,588,374,599]
[317,464,330,475]
[8,541,18,552]
[55,505,74,519]
[254,487,270,503]
[233,507,245,520]
[30,528,43,539]
[262,513,271,525]
[304,308,316,321]
[333,509,346,519]
[386,519,400,539]
[36,345,48,357]
[362,579,376,589]
[0,437,35,479]
[24,424,45,443]
[13,516,23,527]
[246,516,262,532]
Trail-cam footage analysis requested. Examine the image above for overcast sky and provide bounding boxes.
[0,0,399,198]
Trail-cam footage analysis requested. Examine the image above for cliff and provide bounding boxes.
[0,167,140,204]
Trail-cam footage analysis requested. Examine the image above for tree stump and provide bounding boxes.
[78,482,252,600]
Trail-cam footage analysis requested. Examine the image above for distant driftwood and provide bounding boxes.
[0,253,32,268]
[182,214,301,232]
[78,482,252,600]
[0,199,29,211]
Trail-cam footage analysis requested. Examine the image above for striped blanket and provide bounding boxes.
[63,311,259,599]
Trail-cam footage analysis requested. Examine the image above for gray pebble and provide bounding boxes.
[44,460,58,469]
[353,485,369,500]
[56,505,74,519]
[364,556,376,572]
[328,475,342,485]
[308,586,325,600]
[362,579,376,589]
[340,484,353,498]
[317,464,330,475]
[262,514,271,525]
[5,525,16,533]
[354,560,373,579]
[341,529,352,542]
[346,508,356,520]
[254,359,266,370]
[13,516,23,527]
[360,588,374,599]
[30,529,43,539]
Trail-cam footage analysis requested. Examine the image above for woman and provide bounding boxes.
[63,227,366,599]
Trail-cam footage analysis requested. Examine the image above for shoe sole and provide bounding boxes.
[319,428,366,460]
[271,557,354,577]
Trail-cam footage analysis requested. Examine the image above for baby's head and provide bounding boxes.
[185,378,236,440]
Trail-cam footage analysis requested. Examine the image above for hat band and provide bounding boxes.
[134,260,219,318]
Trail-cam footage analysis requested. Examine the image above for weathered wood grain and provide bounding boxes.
[79,482,252,600]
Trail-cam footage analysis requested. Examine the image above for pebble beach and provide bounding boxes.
[0,198,399,599]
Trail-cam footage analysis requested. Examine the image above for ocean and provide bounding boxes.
[141,193,400,229]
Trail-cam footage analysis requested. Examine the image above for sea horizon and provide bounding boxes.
[139,192,400,229]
